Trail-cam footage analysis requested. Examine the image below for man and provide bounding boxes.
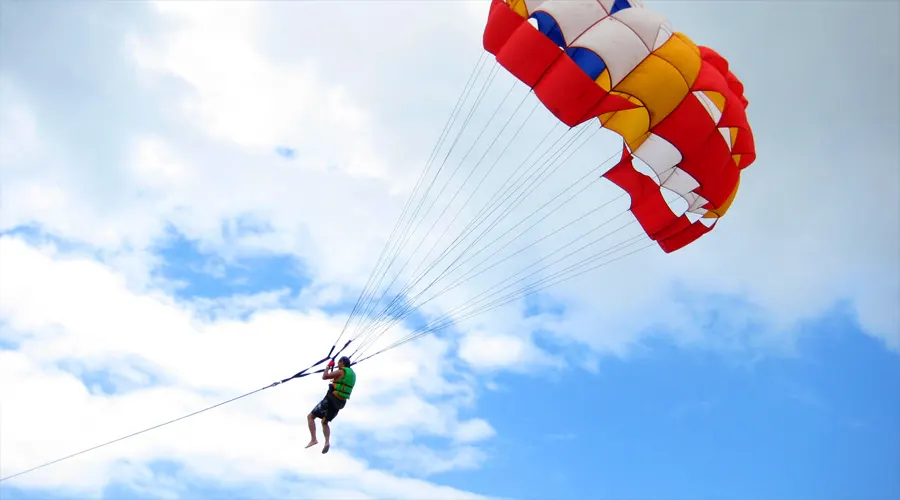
[305,356,355,454]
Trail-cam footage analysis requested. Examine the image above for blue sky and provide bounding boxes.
[3,242,897,499]
[1,0,898,499]
[466,309,900,500]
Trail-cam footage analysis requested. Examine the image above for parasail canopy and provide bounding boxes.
[483,0,756,252]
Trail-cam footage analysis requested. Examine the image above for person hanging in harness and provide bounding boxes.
[306,356,355,454]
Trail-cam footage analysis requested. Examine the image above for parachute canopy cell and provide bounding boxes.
[482,0,756,253]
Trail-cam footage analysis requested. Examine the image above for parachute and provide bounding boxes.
[483,0,756,253]
[0,2,758,481]
[329,0,758,365]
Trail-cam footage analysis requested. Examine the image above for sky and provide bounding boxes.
[0,0,898,499]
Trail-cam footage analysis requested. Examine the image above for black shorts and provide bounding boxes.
[310,389,346,422]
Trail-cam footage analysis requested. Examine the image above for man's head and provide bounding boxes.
[338,356,351,368]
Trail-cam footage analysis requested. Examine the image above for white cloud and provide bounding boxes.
[0,78,40,168]
[375,444,489,477]
[0,235,493,498]
[130,2,387,179]
[1,0,898,494]
[458,330,560,371]
[0,0,894,380]
[454,418,497,444]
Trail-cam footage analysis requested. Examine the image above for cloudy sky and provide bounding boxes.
[1,0,898,499]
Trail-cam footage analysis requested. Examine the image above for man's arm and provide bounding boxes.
[322,366,344,381]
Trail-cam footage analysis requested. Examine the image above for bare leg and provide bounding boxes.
[305,413,318,448]
[321,419,331,454]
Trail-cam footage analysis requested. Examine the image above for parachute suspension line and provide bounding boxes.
[344,70,517,352]
[347,61,502,342]
[352,178,687,363]
[351,130,600,354]
[405,124,602,289]
[407,160,684,320]
[347,119,589,346]
[351,210,641,362]
[349,124,607,359]
[440,233,651,327]
[337,56,496,347]
[383,122,591,306]
[354,233,657,365]
[353,193,634,361]
[348,120,573,349]
[355,186,684,362]
[385,150,630,318]
[389,176,687,344]
[350,81,528,341]
[395,239,652,352]
[372,97,542,316]
[343,68,712,364]
[346,92,541,355]
[348,122,594,359]
[351,153,619,362]
[451,121,567,235]
[333,53,491,349]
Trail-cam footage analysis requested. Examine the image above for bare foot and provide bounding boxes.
[305,440,318,449]
[322,443,330,454]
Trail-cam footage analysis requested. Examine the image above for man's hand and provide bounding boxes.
[323,358,339,380]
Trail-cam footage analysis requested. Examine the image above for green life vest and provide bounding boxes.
[334,366,356,400]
